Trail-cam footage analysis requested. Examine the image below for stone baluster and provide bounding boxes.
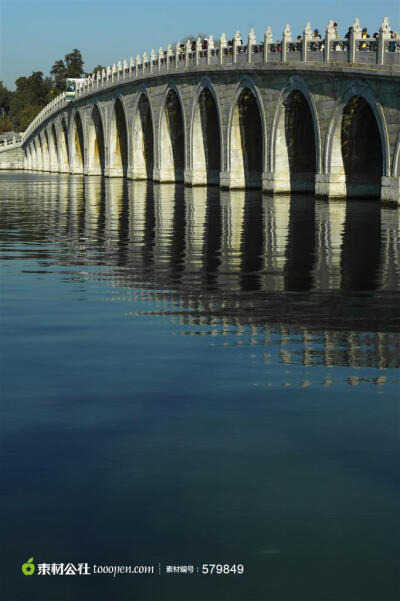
[129,56,134,77]
[158,47,163,71]
[142,52,147,74]
[96,70,101,88]
[281,24,292,62]
[349,17,361,63]
[324,20,336,62]
[195,37,201,66]
[175,43,180,68]
[302,22,312,61]
[185,39,191,68]
[248,28,256,63]
[111,64,116,82]
[207,35,214,64]
[102,68,106,86]
[123,58,128,79]
[136,55,141,76]
[150,49,156,73]
[166,44,172,70]
[219,33,227,65]
[233,30,241,63]
[264,26,273,62]
[378,17,391,65]
[117,60,122,80]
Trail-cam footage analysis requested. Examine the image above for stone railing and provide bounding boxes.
[0,133,23,152]
[21,17,399,144]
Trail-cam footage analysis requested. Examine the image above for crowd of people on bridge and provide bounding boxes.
[171,22,400,60]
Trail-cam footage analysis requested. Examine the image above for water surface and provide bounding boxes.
[0,172,399,601]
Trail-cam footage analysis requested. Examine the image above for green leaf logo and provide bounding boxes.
[21,557,35,576]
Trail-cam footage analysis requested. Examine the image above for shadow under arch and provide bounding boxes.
[50,123,58,170]
[88,104,105,175]
[191,83,221,186]
[326,84,388,199]
[229,85,263,189]
[133,91,154,180]
[71,110,85,174]
[59,118,70,172]
[109,96,129,177]
[159,88,185,182]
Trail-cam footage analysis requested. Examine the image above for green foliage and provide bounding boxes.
[0,49,87,133]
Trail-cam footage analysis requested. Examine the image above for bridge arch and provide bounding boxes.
[270,77,320,193]
[49,123,59,171]
[108,95,129,177]
[325,82,389,197]
[227,78,265,188]
[30,142,37,170]
[58,117,70,172]
[42,130,50,171]
[158,84,185,182]
[392,131,400,177]
[36,136,44,171]
[88,104,106,175]
[132,89,154,180]
[70,109,85,174]
[189,78,222,186]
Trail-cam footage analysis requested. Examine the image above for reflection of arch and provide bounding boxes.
[158,86,185,182]
[190,79,221,185]
[227,79,265,188]
[59,118,69,172]
[50,123,58,171]
[325,82,389,198]
[71,110,85,174]
[108,96,128,177]
[88,104,105,175]
[271,77,320,193]
[132,91,154,180]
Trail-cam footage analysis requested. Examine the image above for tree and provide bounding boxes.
[50,49,85,93]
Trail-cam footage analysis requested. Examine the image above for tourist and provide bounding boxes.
[361,27,370,50]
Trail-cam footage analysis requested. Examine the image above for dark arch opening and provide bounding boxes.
[61,119,69,165]
[164,89,184,180]
[89,105,105,175]
[110,98,128,176]
[193,88,221,185]
[284,91,316,192]
[135,93,154,179]
[232,88,263,188]
[341,96,383,198]
[73,112,85,172]
[51,123,58,168]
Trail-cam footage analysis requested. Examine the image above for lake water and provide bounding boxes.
[1,171,399,601]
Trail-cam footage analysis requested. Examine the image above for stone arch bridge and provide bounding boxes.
[17,18,400,203]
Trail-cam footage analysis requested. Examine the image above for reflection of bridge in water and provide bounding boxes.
[25,175,400,372]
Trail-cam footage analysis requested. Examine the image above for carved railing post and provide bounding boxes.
[302,22,312,61]
[350,18,361,63]
[135,55,141,77]
[282,24,291,62]
[112,64,116,82]
[219,33,227,65]
[123,59,128,79]
[175,43,180,68]
[150,49,156,73]
[248,28,256,63]
[166,44,172,70]
[195,37,201,66]
[117,60,122,80]
[142,52,147,74]
[207,35,214,64]
[158,47,163,71]
[264,26,272,63]
[378,17,391,65]
[96,70,100,88]
[233,30,241,63]
[129,57,134,78]
[185,40,191,68]
[325,20,335,62]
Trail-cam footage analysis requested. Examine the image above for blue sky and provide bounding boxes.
[1,0,399,89]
